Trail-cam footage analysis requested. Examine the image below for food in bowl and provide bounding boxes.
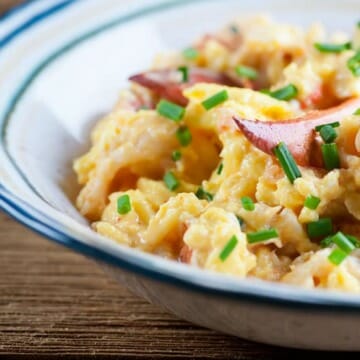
[74,16,360,292]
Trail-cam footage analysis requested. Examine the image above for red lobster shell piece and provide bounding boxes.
[233,98,360,167]
[129,67,247,106]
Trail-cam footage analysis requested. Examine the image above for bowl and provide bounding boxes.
[1,0,360,350]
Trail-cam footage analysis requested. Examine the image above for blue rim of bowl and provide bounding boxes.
[0,0,76,47]
[1,0,360,311]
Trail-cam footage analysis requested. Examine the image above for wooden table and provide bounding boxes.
[0,0,24,14]
[0,2,328,358]
[1,215,309,359]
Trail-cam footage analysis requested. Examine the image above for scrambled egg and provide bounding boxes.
[74,16,360,292]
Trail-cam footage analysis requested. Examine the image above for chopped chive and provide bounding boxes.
[307,218,333,238]
[236,215,244,228]
[176,126,192,146]
[202,90,229,110]
[172,150,182,161]
[358,21,360,28]
[259,89,271,95]
[321,143,340,170]
[195,187,213,201]
[235,65,258,80]
[346,235,360,248]
[314,121,340,132]
[219,235,238,261]
[347,51,360,77]
[319,125,337,143]
[320,236,333,248]
[178,66,189,83]
[117,195,131,215]
[157,100,185,122]
[241,196,255,211]
[183,47,199,60]
[138,105,149,110]
[229,24,239,33]
[217,163,224,175]
[332,232,355,254]
[273,142,302,184]
[270,84,298,101]
[328,248,348,265]
[321,234,360,249]
[304,195,321,210]
[354,108,360,115]
[247,228,279,244]
[163,171,180,191]
[314,42,352,53]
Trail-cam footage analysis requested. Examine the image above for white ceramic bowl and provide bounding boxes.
[1,0,360,350]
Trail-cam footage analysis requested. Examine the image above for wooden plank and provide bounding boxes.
[0,213,300,358]
[0,0,24,14]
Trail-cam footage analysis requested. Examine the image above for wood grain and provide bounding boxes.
[1,213,307,359]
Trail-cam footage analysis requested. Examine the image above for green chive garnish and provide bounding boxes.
[183,47,199,60]
[319,125,337,143]
[304,195,321,210]
[219,235,238,261]
[321,143,340,170]
[157,100,185,122]
[176,126,192,146]
[178,66,189,83]
[172,150,182,161]
[328,248,348,266]
[117,195,131,215]
[202,90,229,110]
[195,187,213,201]
[260,89,271,95]
[346,235,360,248]
[354,108,360,115]
[347,51,360,77]
[314,122,340,132]
[314,42,352,53]
[138,105,149,110]
[235,65,258,80]
[332,232,355,254]
[307,218,333,238]
[241,196,255,211]
[163,171,180,191]
[273,142,302,184]
[229,24,239,33]
[217,163,224,175]
[247,228,279,244]
[321,234,360,249]
[320,236,333,248]
[270,84,298,101]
